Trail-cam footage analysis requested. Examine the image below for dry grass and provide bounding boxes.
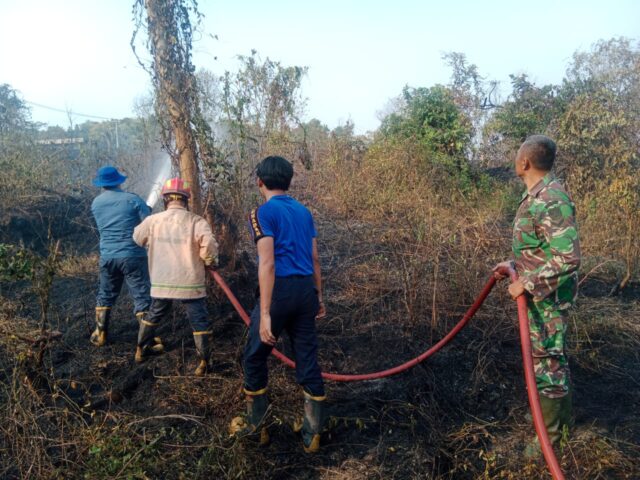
[0,138,638,479]
[56,253,99,279]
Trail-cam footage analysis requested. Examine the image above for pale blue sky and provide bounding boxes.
[1,0,638,133]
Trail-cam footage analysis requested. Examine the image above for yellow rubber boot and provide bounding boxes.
[135,312,164,363]
[193,331,212,376]
[195,359,208,376]
[90,307,111,347]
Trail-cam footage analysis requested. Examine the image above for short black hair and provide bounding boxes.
[256,156,294,191]
[163,193,188,208]
[521,135,556,171]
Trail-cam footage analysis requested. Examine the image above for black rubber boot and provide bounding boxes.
[524,391,573,458]
[229,389,270,446]
[90,307,111,346]
[295,390,326,453]
[135,312,164,363]
[193,332,212,376]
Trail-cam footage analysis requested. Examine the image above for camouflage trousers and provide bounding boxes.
[527,299,571,399]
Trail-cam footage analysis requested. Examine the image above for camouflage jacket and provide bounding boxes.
[512,173,581,309]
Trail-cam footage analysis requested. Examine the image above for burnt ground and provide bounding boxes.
[0,190,96,254]
[0,202,639,479]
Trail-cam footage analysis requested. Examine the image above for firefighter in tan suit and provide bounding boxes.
[133,178,219,375]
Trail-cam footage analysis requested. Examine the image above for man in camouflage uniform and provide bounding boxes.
[494,135,581,455]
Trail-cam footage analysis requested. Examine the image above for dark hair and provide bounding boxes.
[256,156,294,191]
[521,135,556,171]
[163,193,188,209]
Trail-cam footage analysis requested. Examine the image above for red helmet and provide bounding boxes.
[161,177,191,199]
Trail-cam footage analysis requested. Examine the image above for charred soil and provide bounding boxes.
[0,196,639,480]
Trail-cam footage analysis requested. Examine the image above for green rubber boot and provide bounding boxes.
[229,389,270,446]
[293,391,327,453]
[524,391,573,458]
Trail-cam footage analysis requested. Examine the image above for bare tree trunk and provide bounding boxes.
[143,0,202,214]
[174,125,201,213]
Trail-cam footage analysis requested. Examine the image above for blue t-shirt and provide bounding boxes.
[249,195,317,277]
[92,188,151,259]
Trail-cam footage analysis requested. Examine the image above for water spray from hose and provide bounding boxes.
[145,153,173,208]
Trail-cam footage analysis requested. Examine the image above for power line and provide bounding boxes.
[26,99,121,149]
[25,100,116,121]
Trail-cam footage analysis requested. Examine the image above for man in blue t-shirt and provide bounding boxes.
[229,156,327,453]
[90,166,152,347]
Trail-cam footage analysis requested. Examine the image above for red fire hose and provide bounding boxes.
[210,267,565,480]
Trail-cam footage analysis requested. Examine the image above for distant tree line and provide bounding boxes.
[1,36,638,287]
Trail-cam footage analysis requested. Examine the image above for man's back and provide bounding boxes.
[92,188,150,259]
[513,174,581,308]
[133,204,218,299]
[250,195,316,277]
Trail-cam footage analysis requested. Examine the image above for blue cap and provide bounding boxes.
[93,166,127,187]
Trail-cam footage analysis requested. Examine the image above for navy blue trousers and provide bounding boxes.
[243,276,324,397]
[148,297,211,333]
[97,256,151,313]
